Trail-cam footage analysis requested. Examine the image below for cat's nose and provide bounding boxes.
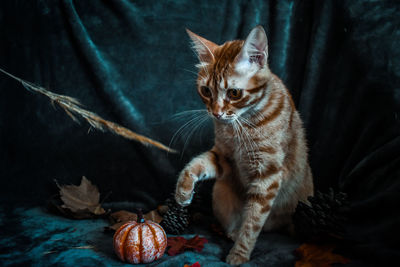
[212,112,222,119]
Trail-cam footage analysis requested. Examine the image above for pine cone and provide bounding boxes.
[160,198,189,235]
[293,188,349,241]
[189,180,213,216]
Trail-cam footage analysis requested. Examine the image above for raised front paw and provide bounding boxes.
[175,187,193,207]
[175,170,196,206]
[226,251,249,265]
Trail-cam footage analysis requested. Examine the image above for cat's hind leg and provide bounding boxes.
[212,178,244,241]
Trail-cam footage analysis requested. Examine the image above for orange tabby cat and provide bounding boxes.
[175,26,313,265]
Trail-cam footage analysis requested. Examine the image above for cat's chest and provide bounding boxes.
[214,125,264,167]
[214,123,280,177]
[215,124,266,153]
[215,126,244,154]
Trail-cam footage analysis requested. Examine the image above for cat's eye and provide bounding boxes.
[200,86,212,98]
[227,88,243,100]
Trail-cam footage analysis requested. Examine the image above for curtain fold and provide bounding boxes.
[0,0,399,263]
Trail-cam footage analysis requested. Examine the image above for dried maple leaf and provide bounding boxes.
[57,176,105,215]
[106,210,137,231]
[295,243,350,267]
[167,236,186,256]
[157,204,169,215]
[184,235,208,252]
[109,210,138,223]
[105,209,163,232]
[167,235,208,256]
[145,209,163,223]
[184,262,201,267]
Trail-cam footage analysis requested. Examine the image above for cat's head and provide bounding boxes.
[187,26,271,123]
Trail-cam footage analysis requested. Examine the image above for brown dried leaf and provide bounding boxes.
[157,204,169,215]
[106,209,163,232]
[295,243,350,267]
[145,209,163,223]
[57,176,105,215]
[109,210,137,224]
[107,222,125,231]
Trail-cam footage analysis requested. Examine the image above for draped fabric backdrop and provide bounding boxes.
[0,0,399,265]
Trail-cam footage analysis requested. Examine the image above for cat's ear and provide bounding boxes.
[186,29,217,64]
[235,26,268,71]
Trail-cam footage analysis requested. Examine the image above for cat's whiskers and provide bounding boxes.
[182,68,206,80]
[169,110,208,150]
[237,115,264,143]
[233,117,253,162]
[247,109,266,126]
[231,119,243,161]
[237,116,257,132]
[235,117,258,163]
[181,114,209,157]
[238,115,256,129]
[237,116,258,157]
[171,109,208,119]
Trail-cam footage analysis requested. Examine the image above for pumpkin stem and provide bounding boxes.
[137,208,145,223]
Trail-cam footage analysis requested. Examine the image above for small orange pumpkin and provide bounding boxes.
[113,211,167,264]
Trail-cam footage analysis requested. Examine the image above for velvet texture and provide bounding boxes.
[0,0,399,266]
[0,207,300,266]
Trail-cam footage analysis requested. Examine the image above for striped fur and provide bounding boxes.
[176,26,313,265]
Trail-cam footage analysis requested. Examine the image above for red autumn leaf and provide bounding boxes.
[295,243,350,267]
[167,235,208,256]
[167,236,187,256]
[183,262,201,267]
[185,235,208,252]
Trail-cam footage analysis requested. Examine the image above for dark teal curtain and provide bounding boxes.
[0,0,399,264]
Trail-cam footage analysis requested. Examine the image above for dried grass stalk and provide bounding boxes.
[0,68,177,153]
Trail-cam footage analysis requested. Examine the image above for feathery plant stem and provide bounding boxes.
[0,68,177,153]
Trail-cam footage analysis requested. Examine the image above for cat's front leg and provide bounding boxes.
[226,175,282,265]
[175,149,221,206]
